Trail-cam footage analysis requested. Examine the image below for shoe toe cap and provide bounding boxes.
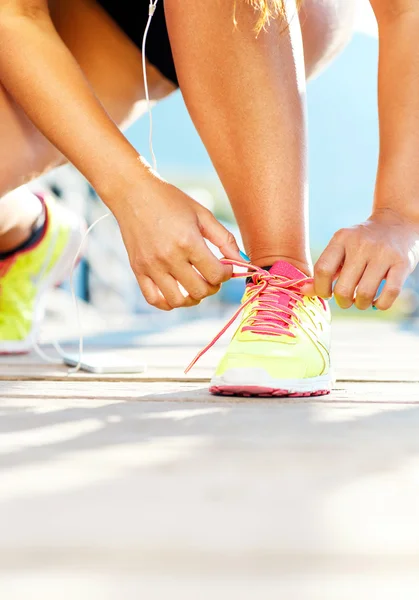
[215,352,310,380]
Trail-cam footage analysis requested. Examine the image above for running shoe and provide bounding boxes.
[0,193,85,353]
[186,260,333,397]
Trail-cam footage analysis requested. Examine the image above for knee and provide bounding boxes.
[300,0,356,80]
[0,144,66,198]
[0,82,66,197]
[0,155,27,197]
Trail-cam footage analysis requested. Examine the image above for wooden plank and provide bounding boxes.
[0,318,418,382]
[0,380,418,403]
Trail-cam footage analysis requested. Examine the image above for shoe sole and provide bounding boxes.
[0,211,86,355]
[210,370,333,398]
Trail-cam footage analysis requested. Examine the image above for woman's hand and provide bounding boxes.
[112,176,242,311]
[302,209,419,310]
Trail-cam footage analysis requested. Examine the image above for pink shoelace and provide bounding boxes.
[185,259,313,373]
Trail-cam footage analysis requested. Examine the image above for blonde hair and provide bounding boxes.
[245,0,302,32]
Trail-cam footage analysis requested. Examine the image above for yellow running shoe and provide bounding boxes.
[186,260,333,397]
[0,193,86,354]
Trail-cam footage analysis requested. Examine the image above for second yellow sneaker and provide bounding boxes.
[0,193,86,354]
[187,260,333,397]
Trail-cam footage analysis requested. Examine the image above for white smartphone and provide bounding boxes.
[63,352,147,374]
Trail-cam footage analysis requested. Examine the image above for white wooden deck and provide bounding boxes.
[1,315,419,599]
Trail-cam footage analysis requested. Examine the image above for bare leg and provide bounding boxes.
[0,0,175,252]
[165,0,354,273]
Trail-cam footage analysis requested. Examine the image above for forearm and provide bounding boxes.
[0,11,148,205]
[373,8,419,220]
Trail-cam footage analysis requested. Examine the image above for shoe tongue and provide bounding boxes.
[268,260,306,280]
[245,261,306,335]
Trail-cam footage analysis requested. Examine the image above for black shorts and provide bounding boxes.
[97,0,178,87]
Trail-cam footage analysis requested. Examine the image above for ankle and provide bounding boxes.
[250,255,313,277]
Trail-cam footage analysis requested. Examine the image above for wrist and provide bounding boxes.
[371,203,419,233]
[92,154,155,213]
[374,172,419,225]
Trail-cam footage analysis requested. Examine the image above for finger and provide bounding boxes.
[334,258,368,309]
[137,275,173,311]
[153,273,200,309]
[354,262,388,310]
[171,264,220,302]
[313,243,345,299]
[374,264,408,311]
[300,281,315,296]
[198,209,242,261]
[189,238,234,285]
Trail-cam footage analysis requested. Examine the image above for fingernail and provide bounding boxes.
[239,251,250,262]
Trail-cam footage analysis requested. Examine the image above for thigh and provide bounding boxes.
[300,0,356,79]
[0,0,175,195]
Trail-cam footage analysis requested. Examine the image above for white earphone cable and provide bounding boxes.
[66,212,111,373]
[142,0,159,173]
[33,212,110,372]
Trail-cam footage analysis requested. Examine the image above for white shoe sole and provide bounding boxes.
[210,368,334,397]
[0,211,86,355]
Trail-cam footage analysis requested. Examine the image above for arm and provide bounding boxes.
[306,0,419,311]
[0,1,240,309]
[370,0,419,219]
[0,1,146,197]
